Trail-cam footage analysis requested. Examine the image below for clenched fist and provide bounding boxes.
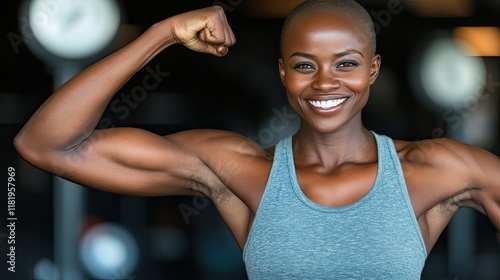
[168,6,236,56]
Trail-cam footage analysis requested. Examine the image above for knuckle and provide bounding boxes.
[212,5,224,12]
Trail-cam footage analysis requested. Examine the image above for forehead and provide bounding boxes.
[283,10,371,55]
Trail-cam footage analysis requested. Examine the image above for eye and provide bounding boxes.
[337,61,358,68]
[293,63,315,71]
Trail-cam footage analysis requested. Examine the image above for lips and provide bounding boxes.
[308,97,347,110]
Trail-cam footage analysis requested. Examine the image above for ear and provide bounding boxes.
[369,54,381,85]
[278,58,286,86]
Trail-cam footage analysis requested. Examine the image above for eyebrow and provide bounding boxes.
[288,49,364,59]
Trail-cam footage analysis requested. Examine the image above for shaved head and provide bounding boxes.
[281,0,376,57]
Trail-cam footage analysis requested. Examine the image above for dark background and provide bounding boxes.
[1,0,499,279]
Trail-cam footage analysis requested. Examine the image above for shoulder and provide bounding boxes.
[392,136,494,187]
[391,137,474,196]
[167,129,275,206]
[392,136,500,211]
[393,137,471,165]
[166,129,273,163]
[393,137,497,175]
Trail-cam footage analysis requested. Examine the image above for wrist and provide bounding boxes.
[118,20,177,68]
[149,18,179,48]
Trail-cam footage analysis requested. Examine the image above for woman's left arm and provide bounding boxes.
[466,144,500,231]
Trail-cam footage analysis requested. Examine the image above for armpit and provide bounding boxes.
[440,188,485,215]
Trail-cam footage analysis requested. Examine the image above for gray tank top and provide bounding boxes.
[243,132,427,279]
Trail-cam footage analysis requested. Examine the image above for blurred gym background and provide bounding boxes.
[0,0,499,279]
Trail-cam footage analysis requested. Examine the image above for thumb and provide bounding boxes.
[216,45,229,56]
[205,44,229,57]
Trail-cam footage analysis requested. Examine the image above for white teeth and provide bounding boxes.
[309,98,346,109]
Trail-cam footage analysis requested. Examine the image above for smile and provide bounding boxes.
[308,98,347,109]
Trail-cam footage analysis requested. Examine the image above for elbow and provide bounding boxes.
[13,130,46,168]
[14,130,28,157]
[14,130,73,177]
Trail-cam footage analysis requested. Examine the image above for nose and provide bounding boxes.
[311,68,341,92]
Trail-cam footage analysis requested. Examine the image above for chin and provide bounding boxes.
[302,120,345,135]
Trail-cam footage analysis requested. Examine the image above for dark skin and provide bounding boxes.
[14,6,500,256]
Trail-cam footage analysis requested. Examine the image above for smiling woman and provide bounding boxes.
[12,0,500,279]
[279,7,380,135]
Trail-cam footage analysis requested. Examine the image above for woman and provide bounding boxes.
[14,0,500,278]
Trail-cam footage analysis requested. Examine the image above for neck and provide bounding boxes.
[292,123,376,169]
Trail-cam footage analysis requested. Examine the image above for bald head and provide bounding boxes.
[281,0,376,57]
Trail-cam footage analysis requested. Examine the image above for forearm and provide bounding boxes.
[14,20,176,156]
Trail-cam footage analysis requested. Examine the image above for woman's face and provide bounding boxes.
[279,10,381,134]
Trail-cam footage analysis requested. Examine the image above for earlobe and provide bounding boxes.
[278,59,286,86]
[369,54,381,85]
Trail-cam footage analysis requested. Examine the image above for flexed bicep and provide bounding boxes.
[47,128,217,197]
[13,6,237,191]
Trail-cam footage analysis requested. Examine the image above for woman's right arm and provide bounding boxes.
[13,6,237,197]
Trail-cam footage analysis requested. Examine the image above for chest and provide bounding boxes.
[295,162,378,207]
[243,193,427,279]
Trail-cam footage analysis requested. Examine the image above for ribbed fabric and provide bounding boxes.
[243,132,427,279]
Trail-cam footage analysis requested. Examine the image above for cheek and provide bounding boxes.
[339,71,371,93]
[283,73,310,96]
[283,74,309,117]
